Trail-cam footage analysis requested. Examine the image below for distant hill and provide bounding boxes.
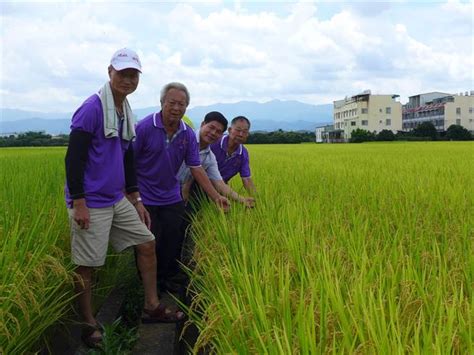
[1,108,70,121]
[1,100,333,135]
[0,118,71,135]
[186,99,332,124]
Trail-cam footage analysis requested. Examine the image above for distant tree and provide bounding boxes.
[0,131,69,147]
[376,129,396,141]
[412,122,438,140]
[446,124,472,141]
[350,128,375,143]
[395,130,431,141]
[247,130,314,144]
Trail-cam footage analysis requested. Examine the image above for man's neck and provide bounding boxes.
[199,139,209,151]
[162,115,180,137]
[227,138,239,154]
[111,93,126,116]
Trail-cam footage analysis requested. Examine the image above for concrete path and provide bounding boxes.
[132,292,180,354]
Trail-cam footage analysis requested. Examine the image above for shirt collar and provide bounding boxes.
[220,135,243,155]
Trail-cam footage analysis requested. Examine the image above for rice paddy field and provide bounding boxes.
[0,142,473,353]
[187,142,473,354]
[0,147,134,354]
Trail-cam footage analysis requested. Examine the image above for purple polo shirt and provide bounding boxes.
[210,135,251,183]
[65,94,130,208]
[134,112,201,206]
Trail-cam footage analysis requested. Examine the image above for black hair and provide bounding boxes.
[231,115,251,128]
[203,111,228,131]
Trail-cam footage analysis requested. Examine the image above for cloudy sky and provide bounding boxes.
[0,0,472,114]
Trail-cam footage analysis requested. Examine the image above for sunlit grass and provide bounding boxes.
[187,142,474,353]
[0,147,134,353]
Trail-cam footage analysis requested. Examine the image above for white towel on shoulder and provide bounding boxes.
[98,82,136,141]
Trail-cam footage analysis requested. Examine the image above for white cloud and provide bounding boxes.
[0,0,472,114]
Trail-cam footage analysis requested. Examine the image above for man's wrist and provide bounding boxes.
[73,198,87,207]
[132,197,143,206]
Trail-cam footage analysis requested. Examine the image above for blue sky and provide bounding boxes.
[0,0,472,114]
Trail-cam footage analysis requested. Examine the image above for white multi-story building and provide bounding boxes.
[333,91,402,141]
[402,91,474,132]
[315,124,343,143]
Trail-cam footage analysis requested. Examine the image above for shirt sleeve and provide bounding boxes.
[185,130,202,168]
[206,151,223,181]
[124,143,139,193]
[240,148,251,178]
[65,130,93,199]
[70,96,101,134]
[177,162,193,184]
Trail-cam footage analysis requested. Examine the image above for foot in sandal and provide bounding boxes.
[81,322,103,348]
[142,304,185,323]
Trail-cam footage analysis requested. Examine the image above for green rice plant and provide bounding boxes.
[186,142,474,354]
[0,148,135,353]
[0,148,75,354]
[88,317,139,355]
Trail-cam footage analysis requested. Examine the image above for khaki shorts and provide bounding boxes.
[68,197,154,267]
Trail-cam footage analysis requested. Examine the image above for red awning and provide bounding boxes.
[403,103,445,114]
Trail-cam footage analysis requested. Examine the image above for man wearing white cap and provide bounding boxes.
[64,48,184,348]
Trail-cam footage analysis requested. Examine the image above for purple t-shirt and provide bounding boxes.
[65,94,130,208]
[134,112,201,206]
[210,135,251,183]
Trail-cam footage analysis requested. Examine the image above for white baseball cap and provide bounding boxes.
[110,48,142,72]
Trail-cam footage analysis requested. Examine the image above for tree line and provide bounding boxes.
[0,130,316,147]
[0,131,69,147]
[247,130,315,144]
[350,123,473,143]
[1,124,472,147]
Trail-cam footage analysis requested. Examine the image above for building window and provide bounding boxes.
[386,107,391,114]
[456,107,461,115]
[361,108,368,114]
[379,108,382,113]
[351,121,356,126]
[469,107,473,114]
[456,119,461,125]
[386,119,391,126]
[361,120,368,126]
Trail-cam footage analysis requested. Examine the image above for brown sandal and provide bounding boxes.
[142,304,185,323]
[81,323,103,348]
